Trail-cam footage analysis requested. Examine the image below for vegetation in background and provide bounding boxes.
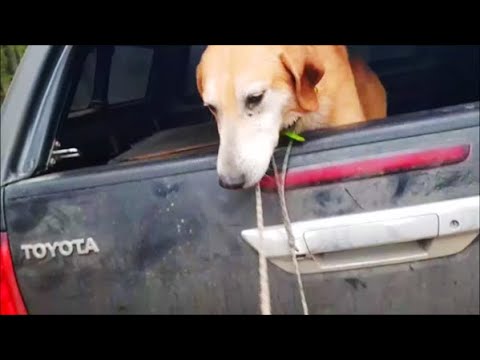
[1,45,27,104]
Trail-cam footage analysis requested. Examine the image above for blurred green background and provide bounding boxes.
[1,45,28,104]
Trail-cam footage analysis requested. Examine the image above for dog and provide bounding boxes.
[196,45,387,189]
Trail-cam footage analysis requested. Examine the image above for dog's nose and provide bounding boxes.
[218,175,245,190]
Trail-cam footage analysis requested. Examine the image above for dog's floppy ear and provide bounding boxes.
[280,46,325,112]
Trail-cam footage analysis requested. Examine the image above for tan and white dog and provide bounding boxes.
[196,45,387,189]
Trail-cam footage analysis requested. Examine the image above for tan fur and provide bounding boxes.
[350,57,387,121]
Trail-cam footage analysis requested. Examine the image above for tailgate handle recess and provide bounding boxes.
[241,196,479,274]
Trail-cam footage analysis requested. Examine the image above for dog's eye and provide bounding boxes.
[245,92,265,110]
[205,104,217,115]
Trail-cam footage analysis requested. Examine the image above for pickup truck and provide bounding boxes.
[1,45,479,315]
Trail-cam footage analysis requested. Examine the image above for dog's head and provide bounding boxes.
[196,46,325,189]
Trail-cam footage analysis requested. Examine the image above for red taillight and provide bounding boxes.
[260,144,470,191]
[0,232,27,315]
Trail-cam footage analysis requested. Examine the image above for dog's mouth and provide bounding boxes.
[218,180,245,190]
[218,174,269,191]
[219,155,286,191]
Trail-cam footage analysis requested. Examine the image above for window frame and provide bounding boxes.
[3,45,479,187]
